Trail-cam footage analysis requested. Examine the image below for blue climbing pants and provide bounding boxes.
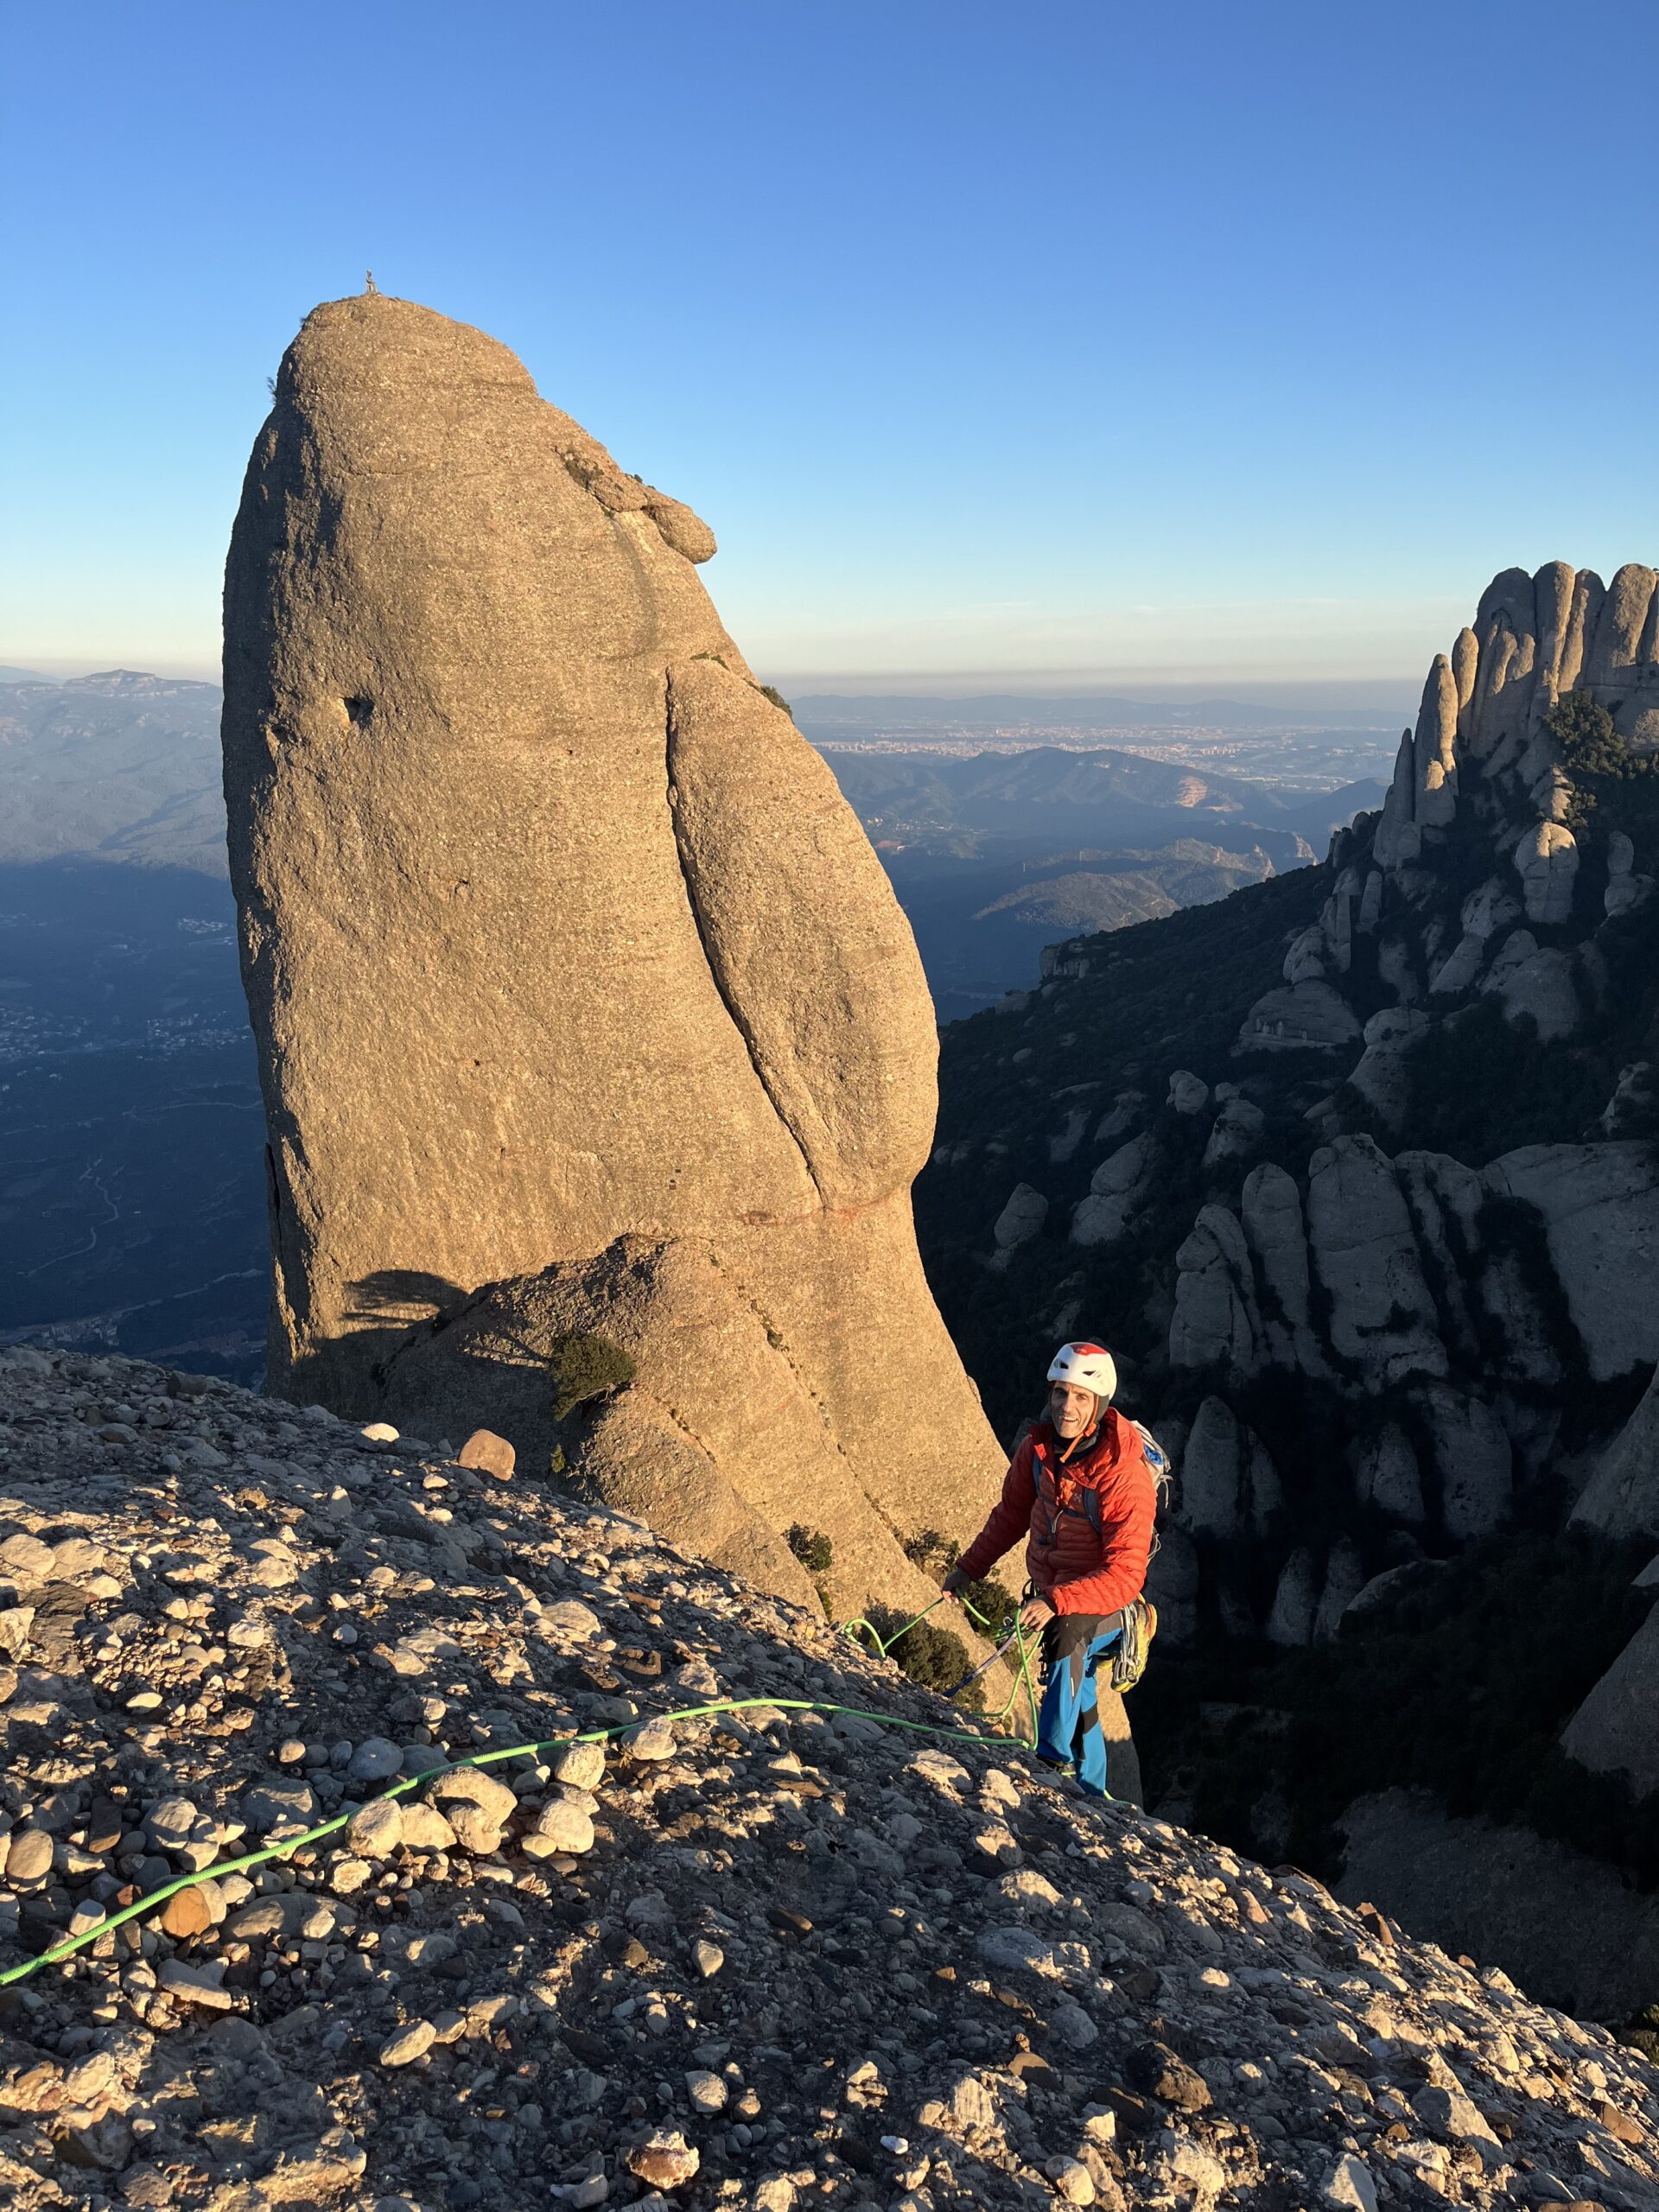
[1037,1611,1123,1797]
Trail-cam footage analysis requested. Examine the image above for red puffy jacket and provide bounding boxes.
[956,1410,1156,1618]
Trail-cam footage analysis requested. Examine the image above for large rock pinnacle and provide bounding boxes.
[222,291,1005,1604]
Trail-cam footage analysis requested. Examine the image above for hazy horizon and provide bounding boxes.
[0,654,1420,719]
[6,4,1655,696]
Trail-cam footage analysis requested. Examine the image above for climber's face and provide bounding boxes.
[1048,1381,1097,1439]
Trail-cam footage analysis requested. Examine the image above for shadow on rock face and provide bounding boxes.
[369,1234,976,1643]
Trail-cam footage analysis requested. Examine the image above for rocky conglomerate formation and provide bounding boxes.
[918,563,1659,1989]
[4,1348,1659,2212]
[220,290,1003,1626]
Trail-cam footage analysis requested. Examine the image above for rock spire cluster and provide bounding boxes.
[221,292,1004,1624]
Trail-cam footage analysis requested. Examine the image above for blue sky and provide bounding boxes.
[5,1,1656,693]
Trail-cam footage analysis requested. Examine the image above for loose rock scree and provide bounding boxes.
[2,1348,1657,2209]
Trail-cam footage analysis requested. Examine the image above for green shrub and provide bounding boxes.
[759,683,794,721]
[866,1605,984,1710]
[899,1528,1018,1640]
[960,1577,1018,1641]
[545,1332,637,1420]
[1547,691,1659,837]
[785,1523,834,1575]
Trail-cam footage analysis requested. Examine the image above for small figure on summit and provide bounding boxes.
[945,1341,1164,1797]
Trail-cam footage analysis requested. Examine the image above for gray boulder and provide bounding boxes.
[1346,1007,1432,1129]
[1235,980,1363,1055]
[1313,1539,1367,1643]
[1144,1523,1199,1643]
[1560,1607,1659,1801]
[1241,1164,1328,1376]
[1168,1206,1262,1380]
[1484,1141,1659,1378]
[1352,1424,1426,1525]
[1413,1381,1513,1539]
[990,1184,1048,1268]
[1167,1069,1210,1116]
[1202,1095,1265,1166]
[1306,1136,1446,1389]
[1266,1548,1319,1647]
[1177,1397,1281,1540]
[1071,1133,1157,1247]
[1479,931,1582,1040]
[1512,820,1579,925]
[1571,1365,1659,1540]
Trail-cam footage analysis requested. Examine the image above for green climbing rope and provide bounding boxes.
[0,1599,1051,1993]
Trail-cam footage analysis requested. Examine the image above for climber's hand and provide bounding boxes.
[1018,1592,1055,1636]
[941,1568,969,1599]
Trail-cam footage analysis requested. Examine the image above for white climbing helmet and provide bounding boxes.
[1046,1340,1117,1402]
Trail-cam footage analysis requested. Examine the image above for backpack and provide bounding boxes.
[1112,1418,1172,1692]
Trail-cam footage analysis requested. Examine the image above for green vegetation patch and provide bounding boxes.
[785,1523,834,1575]
[545,1331,637,1420]
[866,1605,985,1711]
[1548,692,1659,839]
[903,1527,1020,1641]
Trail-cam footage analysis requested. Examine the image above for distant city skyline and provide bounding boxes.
[5,3,1655,686]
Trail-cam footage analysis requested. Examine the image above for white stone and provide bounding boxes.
[553,1739,607,1791]
[974,1926,1090,1981]
[346,1800,404,1859]
[531,1796,595,1855]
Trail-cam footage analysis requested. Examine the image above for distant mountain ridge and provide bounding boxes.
[0,669,226,874]
[795,690,1408,732]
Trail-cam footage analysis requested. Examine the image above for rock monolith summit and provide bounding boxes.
[221,291,1005,1618]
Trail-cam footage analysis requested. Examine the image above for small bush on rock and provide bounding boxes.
[866,1605,984,1711]
[546,1332,637,1420]
[785,1523,834,1574]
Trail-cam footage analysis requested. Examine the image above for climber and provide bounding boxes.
[944,1341,1158,1797]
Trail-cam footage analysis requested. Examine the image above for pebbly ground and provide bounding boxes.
[0,1348,1656,2212]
